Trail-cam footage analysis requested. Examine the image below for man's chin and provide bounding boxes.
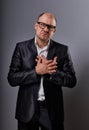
[41,36,49,41]
[41,38,49,42]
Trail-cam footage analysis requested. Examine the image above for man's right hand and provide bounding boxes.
[35,55,57,75]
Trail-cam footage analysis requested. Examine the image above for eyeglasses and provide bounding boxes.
[37,22,56,31]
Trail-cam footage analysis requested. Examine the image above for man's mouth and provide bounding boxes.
[41,32,48,36]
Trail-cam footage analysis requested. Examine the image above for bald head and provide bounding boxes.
[37,12,57,26]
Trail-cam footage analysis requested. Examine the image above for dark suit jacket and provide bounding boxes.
[7,38,76,125]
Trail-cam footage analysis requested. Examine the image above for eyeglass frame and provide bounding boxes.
[37,21,56,31]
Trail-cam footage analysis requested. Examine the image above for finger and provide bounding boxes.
[40,55,47,64]
[45,60,53,65]
[37,57,42,64]
[41,55,52,65]
[35,56,40,62]
[36,56,41,60]
[48,69,57,74]
[35,58,38,62]
[46,57,57,66]
[48,65,57,71]
[53,56,57,63]
[47,62,57,67]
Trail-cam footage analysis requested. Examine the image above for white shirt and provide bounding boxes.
[34,37,50,101]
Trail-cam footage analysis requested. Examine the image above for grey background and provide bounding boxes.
[1,0,89,130]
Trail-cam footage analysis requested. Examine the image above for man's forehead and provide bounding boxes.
[38,15,56,26]
[39,13,54,19]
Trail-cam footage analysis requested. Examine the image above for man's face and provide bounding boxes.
[34,14,56,42]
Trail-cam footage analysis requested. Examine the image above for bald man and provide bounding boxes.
[8,12,77,130]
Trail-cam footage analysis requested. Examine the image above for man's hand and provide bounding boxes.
[35,55,57,75]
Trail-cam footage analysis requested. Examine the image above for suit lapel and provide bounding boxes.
[47,40,56,60]
[29,38,38,57]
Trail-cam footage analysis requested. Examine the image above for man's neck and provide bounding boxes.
[37,41,48,49]
[35,37,49,49]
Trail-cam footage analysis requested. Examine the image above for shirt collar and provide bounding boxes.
[34,36,50,51]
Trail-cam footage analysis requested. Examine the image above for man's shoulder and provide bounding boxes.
[51,39,68,49]
[16,38,34,47]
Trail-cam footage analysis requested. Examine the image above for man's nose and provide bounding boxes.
[44,26,49,31]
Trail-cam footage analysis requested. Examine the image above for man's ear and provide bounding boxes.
[53,28,56,33]
[34,23,38,30]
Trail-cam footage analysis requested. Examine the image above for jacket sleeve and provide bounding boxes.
[48,48,77,88]
[7,43,40,87]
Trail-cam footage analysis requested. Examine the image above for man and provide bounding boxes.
[7,12,77,130]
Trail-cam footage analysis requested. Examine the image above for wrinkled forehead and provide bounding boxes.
[38,13,56,26]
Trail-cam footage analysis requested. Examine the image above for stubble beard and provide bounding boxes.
[37,35,49,44]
